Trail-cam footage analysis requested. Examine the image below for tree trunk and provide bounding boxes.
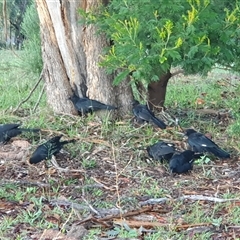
[82,1,118,112]
[35,0,133,117]
[147,70,172,110]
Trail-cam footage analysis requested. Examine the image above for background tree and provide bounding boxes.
[33,0,240,116]
[35,0,133,116]
[0,0,31,49]
[16,2,42,75]
[87,0,240,110]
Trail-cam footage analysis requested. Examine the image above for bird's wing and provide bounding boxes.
[75,98,89,109]
[0,128,22,143]
[190,133,219,148]
[154,143,175,155]
[88,99,116,110]
[46,136,63,155]
[169,152,193,173]
[0,123,20,132]
[133,105,152,121]
[29,145,49,163]
[169,153,183,168]
[150,116,167,129]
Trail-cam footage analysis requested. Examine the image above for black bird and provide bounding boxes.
[69,94,117,115]
[185,129,230,159]
[0,123,40,144]
[147,141,175,162]
[132,101,167,129]
[169,150,202,174]
[29,135,75,164]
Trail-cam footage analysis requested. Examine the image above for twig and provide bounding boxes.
[50,199,89,211]
[139,195,240,206]
[90,177,113,190]
[33,83,45,112]
[82,188,101,216]
[76,206,154,226]
[73,183,109,189]
[99,205,153,221]
[118,155,133,176]
[54,207,74,240]
[177,223,211,231]
[112,142,122,214]
[139,197,168,206]
[82,197,101,216]
[0,179,50,187]
[179,195,240,203]
[13,69,43,113]
[43,155,85,173]
[227,225,240,229]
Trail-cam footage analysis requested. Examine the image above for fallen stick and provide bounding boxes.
[140,195,240,206]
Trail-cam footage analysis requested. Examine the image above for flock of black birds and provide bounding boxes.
[0,94,230,174]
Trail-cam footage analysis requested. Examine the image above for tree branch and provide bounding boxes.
[13,69,43,113]
[33,83,45,112]
[139,195,240,206]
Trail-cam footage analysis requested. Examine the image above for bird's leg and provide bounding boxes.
[45,157,53,169]
[50,155,60,168]
[51,155,69,172]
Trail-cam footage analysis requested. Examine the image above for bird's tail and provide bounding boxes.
[193,153,204,159]
[208,147,230,159]
[151,116,167,129]
[105,104,118,110]
[19,128,40,132]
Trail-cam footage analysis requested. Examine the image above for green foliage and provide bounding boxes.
[0,0,32,48]
[15,2,42,75]
[0,50,45,113]
[81,0,240,88]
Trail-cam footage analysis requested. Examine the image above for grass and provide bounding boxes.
[0,49,240,239]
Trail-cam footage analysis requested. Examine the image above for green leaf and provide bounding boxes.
[113,70,130,86]
[167,50,181,61]
[188,45,198,59]
[159,56,167,64]
[85,0,240,91]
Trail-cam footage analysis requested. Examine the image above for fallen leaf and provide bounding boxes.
[195,98,205,105]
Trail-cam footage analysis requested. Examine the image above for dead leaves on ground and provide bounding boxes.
[0,121,239,239]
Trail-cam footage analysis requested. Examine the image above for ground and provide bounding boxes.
[0,51,240,239]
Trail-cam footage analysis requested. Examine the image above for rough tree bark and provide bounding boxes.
[35,0,133,117]
[147,71,172,110]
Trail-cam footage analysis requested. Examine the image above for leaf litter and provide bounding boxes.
[0,114,239,239]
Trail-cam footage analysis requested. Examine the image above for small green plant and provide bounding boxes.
[81,158,97,169]
[92,189,104,197]
[83,228,102,240]
[195,155,211,165]
[211,217,222,227]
